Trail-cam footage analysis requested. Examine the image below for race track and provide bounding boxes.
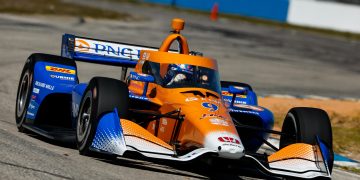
[0,1,359,179]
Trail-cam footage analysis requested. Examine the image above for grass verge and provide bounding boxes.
[0,0,130,20]
[338,166,360,175]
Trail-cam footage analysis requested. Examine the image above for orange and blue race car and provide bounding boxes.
[15,18,333,179]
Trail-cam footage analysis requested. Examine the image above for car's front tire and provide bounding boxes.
[76,77,129,155]
[15,61,33,132]
[279,107,334,172]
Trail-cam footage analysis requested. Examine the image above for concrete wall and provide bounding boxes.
[288,0,360,34]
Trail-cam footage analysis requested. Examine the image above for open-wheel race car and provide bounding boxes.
[15,18,333,179]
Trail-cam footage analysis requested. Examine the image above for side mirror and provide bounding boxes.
[229,86,247,95]
[228,86,247,107]
[130,72,154,83]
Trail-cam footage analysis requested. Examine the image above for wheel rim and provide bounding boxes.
[77,93,92,142]
[16,72,30,120]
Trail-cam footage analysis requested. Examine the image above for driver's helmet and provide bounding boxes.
[163,64,194,85]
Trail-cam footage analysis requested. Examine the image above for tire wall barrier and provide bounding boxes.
[142,0,360,34]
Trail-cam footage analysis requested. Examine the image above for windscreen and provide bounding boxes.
[143,61,221,94]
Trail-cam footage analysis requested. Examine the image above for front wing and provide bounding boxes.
[89,109,330,179]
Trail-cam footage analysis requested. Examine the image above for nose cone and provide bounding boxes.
[204,132,245,159]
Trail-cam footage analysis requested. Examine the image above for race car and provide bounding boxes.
[15,18,333,179]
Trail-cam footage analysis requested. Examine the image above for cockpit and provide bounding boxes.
[142,61,221,94]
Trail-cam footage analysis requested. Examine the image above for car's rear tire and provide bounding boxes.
[15,53,76,132]
[279,107,334,172]
[76,77,129,155]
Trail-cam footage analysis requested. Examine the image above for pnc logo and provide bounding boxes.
[218,137,240,144]
[45,66,76,75]
[75,39,90,52]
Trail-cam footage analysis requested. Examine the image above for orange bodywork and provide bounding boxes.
[121,119,173,150]
[129,52,238,149]
[127,19,238,150]
[268,143,316,162]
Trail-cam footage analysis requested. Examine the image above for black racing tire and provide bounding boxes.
[15,53,76,132]
[220,81,253,91]
[279,107,334,172]
[76,77,129,155]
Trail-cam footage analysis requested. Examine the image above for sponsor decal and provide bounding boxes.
[50,74,75,81]
[209,118,229,126]
[35,81,54,90]
[222,91,231,96]
[75,39,90,52]
[32,88,40,94]
[234,104,264,111]
[200,114,226,120]
[46,66,76,75]
[223,98,247,104]
[31,95,36,100]
[234,86,245,90]
[26,100,39,119]
[202,102,218,112]
[221,143,242,148]
[185,97,221,104]
[141,52,150,60]
[230,109,260,115]
[72,102,79,118]
[204,98,221,104]
[162,118,167,125]
[26,111,35,116]
[74,38,148,61]
[222,91,247,98]
[129,94,148,100]
[218,137,240,144]
[185,97,198,102]
[130,72,152,81]
[29,103,36,110]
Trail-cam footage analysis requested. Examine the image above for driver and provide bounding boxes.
[163,64,194,86]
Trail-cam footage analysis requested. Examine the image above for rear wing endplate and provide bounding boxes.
[61,34,162,67]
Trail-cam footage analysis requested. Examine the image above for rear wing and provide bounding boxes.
[61,34,164,67]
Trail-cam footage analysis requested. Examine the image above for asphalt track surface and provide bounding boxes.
[0,1,360,179]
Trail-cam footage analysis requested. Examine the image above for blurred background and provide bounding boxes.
[0,0,359,178]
